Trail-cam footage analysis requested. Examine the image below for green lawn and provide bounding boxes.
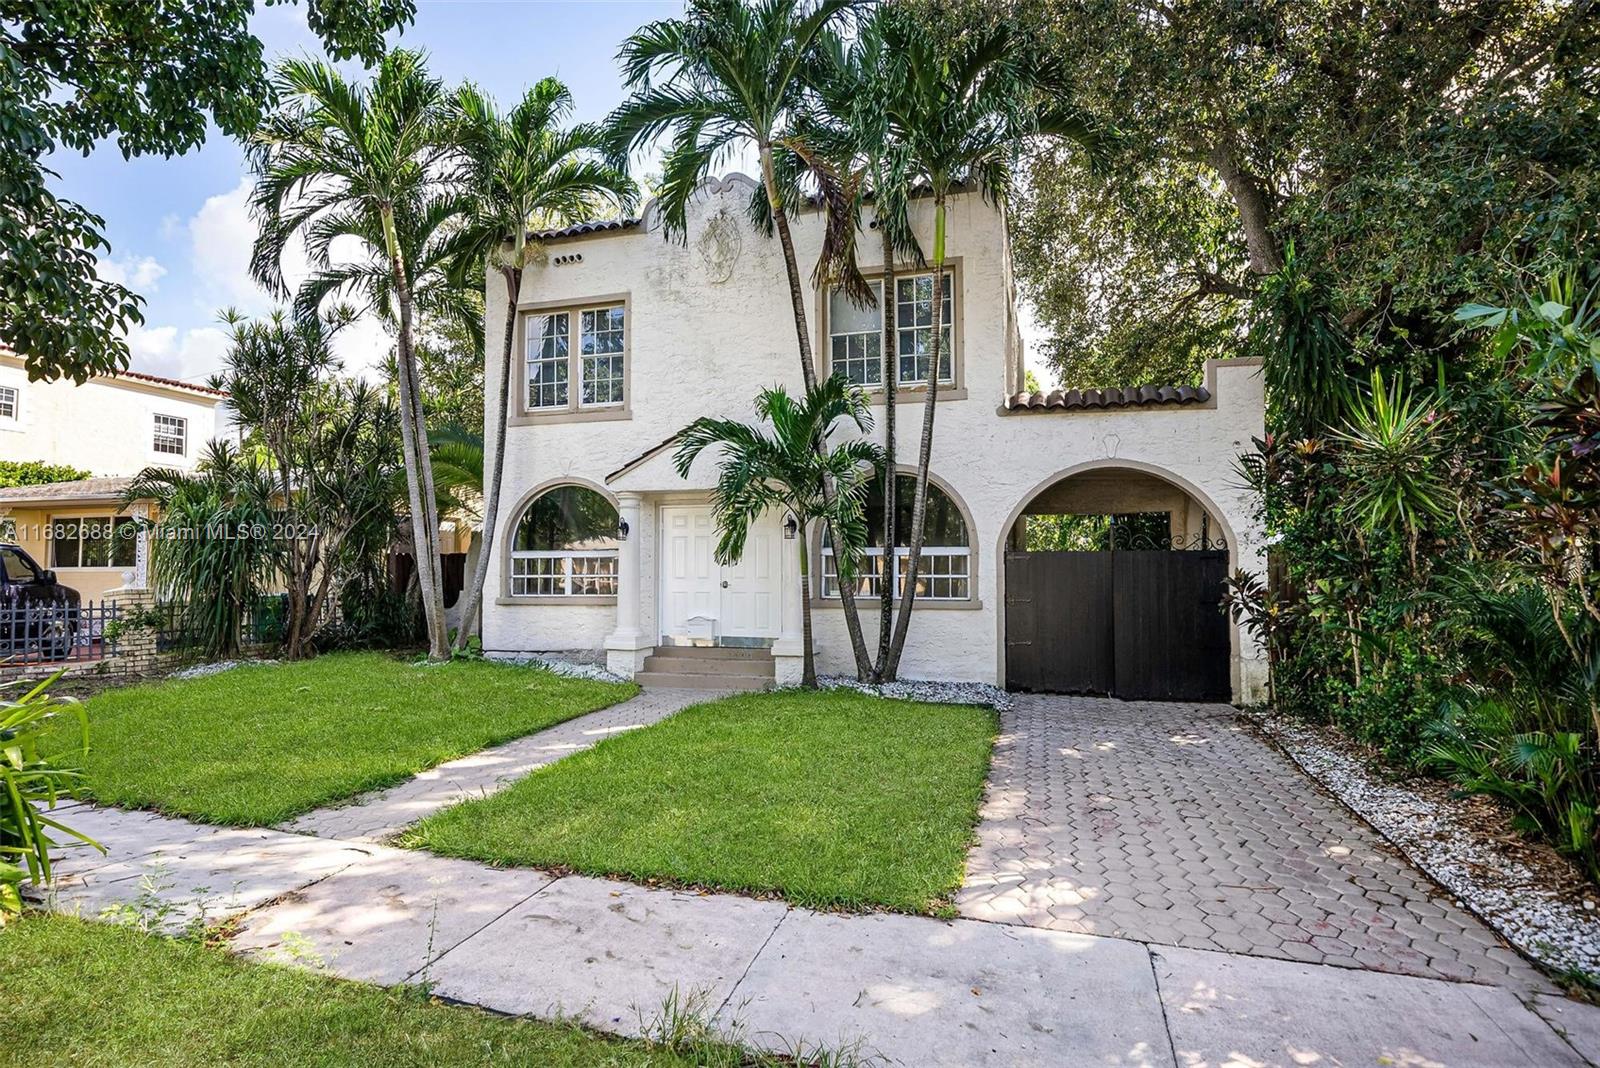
[44,653,636,826]
[404,689,998,913]
[0,914,717,1067]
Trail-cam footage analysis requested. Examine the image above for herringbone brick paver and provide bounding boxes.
[957,695,1549,991]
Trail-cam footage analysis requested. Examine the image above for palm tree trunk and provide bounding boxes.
[452,265,519,651]
[799,525,816,689]
[874,220,897,681]
[382,203,449,659]
[885,195,947,679]
[759,142,873,677]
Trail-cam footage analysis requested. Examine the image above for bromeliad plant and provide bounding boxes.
[673,377,884,688]
[1,672,101,922]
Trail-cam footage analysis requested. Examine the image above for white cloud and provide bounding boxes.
[97,254,168,292]
[124,323,232,383]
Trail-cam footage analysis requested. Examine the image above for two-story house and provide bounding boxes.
[0,344,232,599]
[481,175,1267,702]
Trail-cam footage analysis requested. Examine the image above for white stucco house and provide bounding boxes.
[481,175,1267,702]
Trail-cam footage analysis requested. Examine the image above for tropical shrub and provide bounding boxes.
[0,461,92,489]
[1,672,100,922]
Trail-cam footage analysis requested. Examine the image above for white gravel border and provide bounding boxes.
[1253,711,1600,982]
[483,653,631,684]
[169,659,279,680]
[817,674,1013,711]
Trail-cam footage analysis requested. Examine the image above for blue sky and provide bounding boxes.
[58,0,1047,386]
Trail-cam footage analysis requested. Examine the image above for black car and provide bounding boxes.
[1,543,81,661]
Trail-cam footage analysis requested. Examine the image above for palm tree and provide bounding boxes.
[608,0,853,392]
[673,377,883,688]
[799,6,925,680]
[609,0,882,676]
[443,79,637,651]
[247,49,457,659]
[879,18,1101,678]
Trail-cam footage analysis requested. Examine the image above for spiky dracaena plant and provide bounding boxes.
[673,377,884,688]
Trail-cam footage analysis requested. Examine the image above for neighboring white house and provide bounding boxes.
[481,175,1267,702]
[0,344,234,600]
[0,344,232,476]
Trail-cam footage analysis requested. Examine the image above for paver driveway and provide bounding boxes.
[957,695,1549,991]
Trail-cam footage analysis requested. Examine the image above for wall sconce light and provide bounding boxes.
[783,515,799,540]
[617,519,630,541]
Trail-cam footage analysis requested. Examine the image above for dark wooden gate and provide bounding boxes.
[1005,548,1230,701]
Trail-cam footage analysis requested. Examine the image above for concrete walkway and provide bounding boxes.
[282,688,718,841]
[36,803,1600,1067]
[959,695,1550,992]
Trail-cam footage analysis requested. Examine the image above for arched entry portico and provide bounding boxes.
[995,459,1244,701]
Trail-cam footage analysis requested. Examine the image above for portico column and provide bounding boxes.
[771,511,805,687]
[605,491,651,677]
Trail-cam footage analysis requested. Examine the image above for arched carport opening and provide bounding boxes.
[998,461,1238,701]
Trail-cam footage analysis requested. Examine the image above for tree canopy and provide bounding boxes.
[0,0,416,383]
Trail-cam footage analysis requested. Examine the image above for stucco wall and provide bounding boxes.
[0,357,225,476]
[480,175,1267,700]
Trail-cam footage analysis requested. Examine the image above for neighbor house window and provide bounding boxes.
[508,485,619,597]
[0,385,17,420]
[153,413,187,456]
[827,271,955,387]
[51,516,138,569]
[822,474,970,601]
[523,303,625,413]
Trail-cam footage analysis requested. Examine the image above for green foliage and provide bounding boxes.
[1331,369,1451,544]
[674,377,883,687]
[0,461,91,489]
[0,0,414,383]
[125,442,284,660]
[0,672,100,921]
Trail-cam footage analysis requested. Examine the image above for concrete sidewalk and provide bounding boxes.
[36,804,1599,1068]
[281,688,719,842]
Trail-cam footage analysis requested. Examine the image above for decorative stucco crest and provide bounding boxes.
[695,208,742,283]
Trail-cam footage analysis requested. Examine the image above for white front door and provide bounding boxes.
[658,504,784,643]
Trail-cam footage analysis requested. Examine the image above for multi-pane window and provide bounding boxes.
[526,312,570,409]
[153,413,187,456]
[580,307,626,406]
[51,516,139,569]
[821,474,970,601]
[509,485,620,597]
[896,272,954,385]
[827,272,955,387]
[828,283,883,387]
[523,304,625,413]
[0,385,17,420]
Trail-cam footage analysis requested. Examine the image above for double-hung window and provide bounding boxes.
[827,271,956,388]
[0,385,17,421]
[153,413,187,456]
[523,303,626,414]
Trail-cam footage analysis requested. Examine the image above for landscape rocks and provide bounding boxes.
[1254,711,1600,983]
[818,675,1014,711]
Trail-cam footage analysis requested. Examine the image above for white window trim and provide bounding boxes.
[826,269,958,390]
[509,548,620,598]
[49,515,139,570]
[153,413,188,457]
[820,545,971,601]
[520,301,628,416]
[0,384,18,422]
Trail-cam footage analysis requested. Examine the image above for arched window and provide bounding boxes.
[509,485,619,597]
[822,474,970,601]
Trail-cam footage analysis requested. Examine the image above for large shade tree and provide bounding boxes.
[0,0,414,384]
[445,78,637,651]
[248,50,457,658]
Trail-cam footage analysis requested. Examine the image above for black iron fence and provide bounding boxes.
[142,595,289,654]
[0,599,119,667]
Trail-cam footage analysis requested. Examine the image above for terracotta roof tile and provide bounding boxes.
[1004,384,1210,412]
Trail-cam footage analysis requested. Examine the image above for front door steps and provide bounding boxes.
[635,645,775,691]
